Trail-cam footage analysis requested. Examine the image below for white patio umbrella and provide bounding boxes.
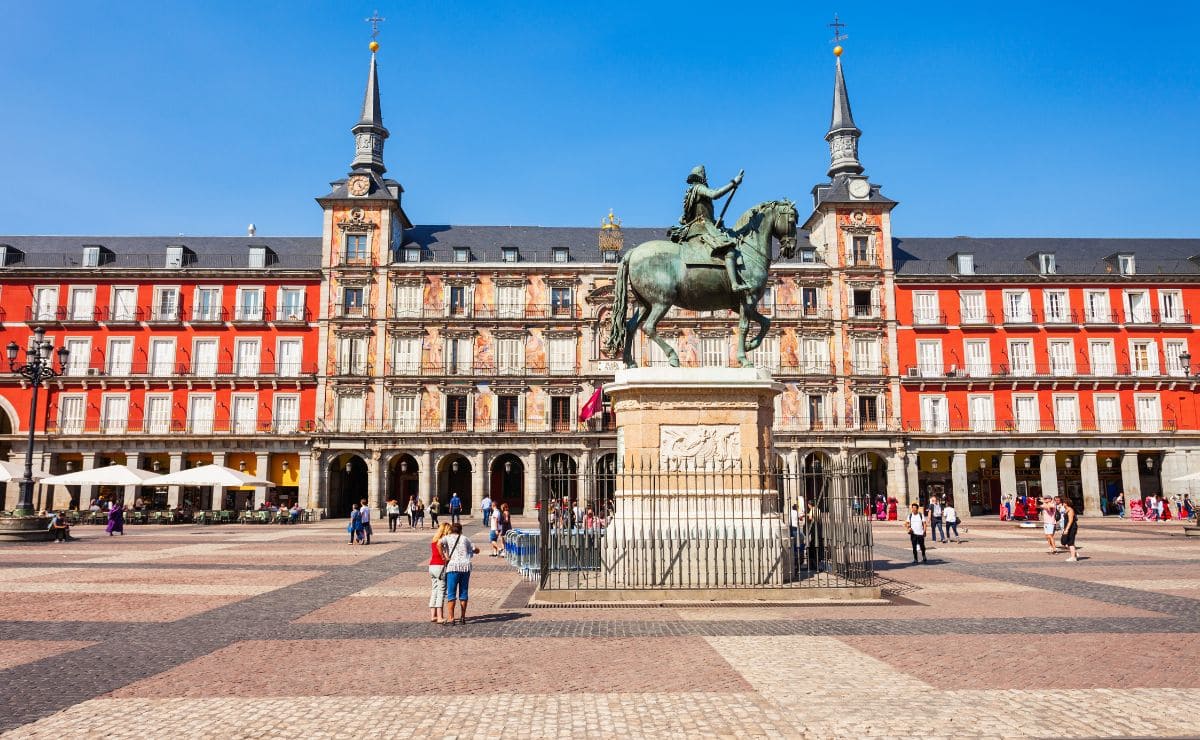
[0,460,49,483]
[40,463,161,487]
[143,464,273,488]
[1170,471,1200,483]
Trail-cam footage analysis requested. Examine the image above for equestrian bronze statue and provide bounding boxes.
[605,174,798,368]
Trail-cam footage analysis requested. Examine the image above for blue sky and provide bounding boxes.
[1,1,1197,237]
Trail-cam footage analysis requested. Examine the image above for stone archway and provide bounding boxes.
[328,453,368,518]
[489,453,524,515]
[544,452,578,513]
[437,454,472,514]
[854,451,889,518]
[593,453,617,515]
[387,453,419,507]
[800,450,833,507]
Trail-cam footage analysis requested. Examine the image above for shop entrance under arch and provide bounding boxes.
[388,454,419,506]
[437,454,472,514]
[489,454,524,515]
[328,453,368,518]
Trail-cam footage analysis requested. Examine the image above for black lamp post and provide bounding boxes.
[6,327,68,516]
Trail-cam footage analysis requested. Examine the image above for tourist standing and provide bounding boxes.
[1061,499,1080,561]
[498,503,512,553]
[481,494,493,527]
[387,498,400,532]
[943,501,960,543]
[405,496,417,528]
[449,492,462,524]
[428,522,451,623]
[1041,498,1058,554]
[488,503,502,556]
[929,496,945,543]
[789,503,802,575]
[428,497,439,528]
[440,522,479,624]
[106,501,125,536]
[905,502,927,564]
[414,499,425,528]
[348,503,364,545]
[360,499,373,545]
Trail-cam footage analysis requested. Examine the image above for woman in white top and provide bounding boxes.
[440,522,479,625]
[386,498,401,532]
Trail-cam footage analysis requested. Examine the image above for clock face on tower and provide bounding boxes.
[848,179,870,199]
[348,175,370,197]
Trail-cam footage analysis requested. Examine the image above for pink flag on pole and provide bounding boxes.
[578,388,603,422]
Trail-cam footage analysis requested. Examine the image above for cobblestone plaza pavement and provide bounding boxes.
[0,517,1197,738]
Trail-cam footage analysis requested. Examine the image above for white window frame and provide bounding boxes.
[338,336,368,376]
[1013,394,1040,434]
[1123,289,1151,324]
[192,338,219,377]
[276,338,303,377]
[1053,394,1080,434]
[956,253,974,275]
[852,337,881,375]
[145,394,172,434]
[1003,289,1032,323]
[394,284,423,318]
[148,338,176,377]
[1163,339,1189,377]
[277,287,307,321]
[1084,290,1112,323]
[33,286,59,321]
[959,291,986,324]
[496,337,523,376]
[192,286,223,322]
[67,286,96,321]
[919,395,949,433]
[230,393,258,434]
[968,394,994,433]
[1047,339,1075,377]
[1093,394,1121,434]
[1128,339,1158,377]
[963,339,990,378]
[392,336,422,376]
[497,285,524,319]
[1007,339,1034,377]
[188,394,216,434]
[1118,254,1136,275]
[64,337,91,376]
[235,286,264,321]
[1134,394,1160,433]
[110,286,138,322]
[1088,340,1116,376]
[392,393,419,432]
[913,291,940,325]
[1038,253,1056,274]
[57,393,86,434]
[105,337,134,376]
[234,338,261,377]
[750,334,780,371]
[272,394,300,434]
[1158,289,1184,324]
[1042,289,1070,324]
[916,340,943,378]
[336,394,366,433]
[152,286,180,321]
[701,336,726,368]
[548,336,576,375]
[445,336,473,375]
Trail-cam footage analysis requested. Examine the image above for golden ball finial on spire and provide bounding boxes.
[369,40,380,53]
[833,45,843,57]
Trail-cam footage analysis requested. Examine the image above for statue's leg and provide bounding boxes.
[623,301,648,368]
[736,304,753,367]
[725,252,746,291]
[743,303,771,352]
[642,302,680,367]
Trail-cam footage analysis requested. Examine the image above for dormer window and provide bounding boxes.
[798,247,818,264]
[453,247,470,263]
[552,247,569,263]
[0,245,22,267]
[165,245,194,269]
[602,250,619,264]
[1037,253,1056,275]
[81,245,112,267]
[501,247,518,263]
[248,246,275,269]
[1118,254,1136,275]
[954,253,975,275]
[403,247,421,263]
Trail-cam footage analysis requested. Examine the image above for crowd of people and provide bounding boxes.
[906,493,1081,564]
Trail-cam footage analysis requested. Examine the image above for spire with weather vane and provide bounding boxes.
[825,14,864,178]
[350,11,389,174]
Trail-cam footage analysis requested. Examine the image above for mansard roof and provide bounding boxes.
[893,237,1200,277]
[4,230,1200,273]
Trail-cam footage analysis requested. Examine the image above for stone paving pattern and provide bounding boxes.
[0,516,1197,738]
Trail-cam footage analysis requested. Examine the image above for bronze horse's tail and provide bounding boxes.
[604,253,630,357]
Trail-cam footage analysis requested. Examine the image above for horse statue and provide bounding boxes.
[604,199,798,368]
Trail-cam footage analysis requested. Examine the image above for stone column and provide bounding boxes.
[471,450,486,517]
[419,450,434,504]
[1039,451,1059,499]
[999,451,1017,502]
[366,450,382,515]
[251,452,269,507]
[951,450,970,519]
[122,450,141,507]
[577,449,593,508]
[523,450,540,515]
[80,451,97,510]
[905,452,919,506]
[165,452,183,509]
[1160,449,1188,499]
[1119,451,1142,509]
[296,450,314,510]
[1080,450,1101,517]
[886,448,906,509]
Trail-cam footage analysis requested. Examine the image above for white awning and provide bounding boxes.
[144,464,274,488]
[40,464,161,487]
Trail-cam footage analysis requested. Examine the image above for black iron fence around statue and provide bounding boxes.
[526,457,875,591]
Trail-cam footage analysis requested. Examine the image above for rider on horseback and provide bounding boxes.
[672,165,747,293]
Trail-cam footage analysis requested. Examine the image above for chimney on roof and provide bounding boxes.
[248,223,256,237]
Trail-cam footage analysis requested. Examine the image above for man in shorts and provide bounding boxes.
[905,502,928,564]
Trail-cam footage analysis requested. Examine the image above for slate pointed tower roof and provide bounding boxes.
[828,57,860,138]
[350,50,389,174]
[825,54,864,178]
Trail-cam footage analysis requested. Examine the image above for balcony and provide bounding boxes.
[911,309,947,327]
[332,363,373,378]
[24,307,106,326]
[230,305,268,325]
[903,418,1178,435]
[774,304,833,321]
[333,303,373,320]
[959,310,995,328]
[1002,309,1037,325]
[188,307,228,325]
[272,307,312,325]
[849,362,887,376]
[901,362,1189,381]
[46,417,316,436]
[1041,309,1080,327]
[1083,310,1120,325]
[146,306,184,325]
[1124,309,1192,328]
[55,361,318,381]
[774,417,896,433]
[777,361,836,376]
[105,306,145,325]
[313,414,594,435]
[847,303,883,320]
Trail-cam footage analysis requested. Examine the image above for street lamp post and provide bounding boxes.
[6,327,68,516]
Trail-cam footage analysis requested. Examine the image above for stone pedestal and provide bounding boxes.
[603,367,784,588]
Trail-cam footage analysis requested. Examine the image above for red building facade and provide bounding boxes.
[895,245,1200,516]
